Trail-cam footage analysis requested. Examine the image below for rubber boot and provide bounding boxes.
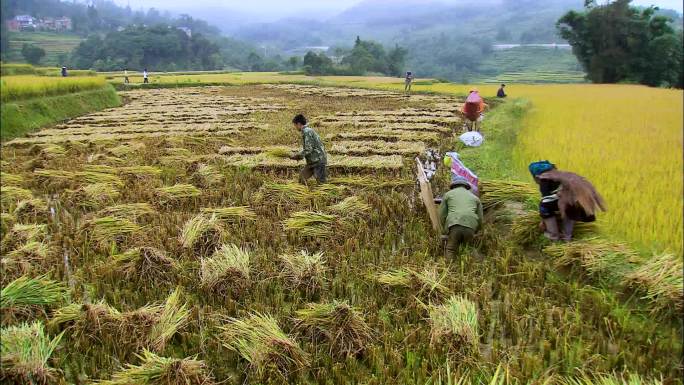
[561,218,575,242]
[542,217,560,241]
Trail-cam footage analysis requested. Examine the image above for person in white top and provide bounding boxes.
[143,68,149,84]
[124,68,130,84]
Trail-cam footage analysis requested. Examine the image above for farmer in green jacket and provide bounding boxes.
[290,114,328,184]
[438,176,483,259]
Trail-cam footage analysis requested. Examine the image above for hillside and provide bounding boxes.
[473,46,586,83]
[4,32,82,66]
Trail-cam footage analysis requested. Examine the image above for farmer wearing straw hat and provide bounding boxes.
[290,114,328,184]
[438,175,483,259]
[529,160,606,241]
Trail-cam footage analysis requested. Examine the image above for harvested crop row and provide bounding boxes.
[220,153,404,170]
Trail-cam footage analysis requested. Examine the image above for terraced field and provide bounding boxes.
[0,84,680,385]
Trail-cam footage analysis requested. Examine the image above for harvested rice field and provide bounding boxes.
[0,84,681,385]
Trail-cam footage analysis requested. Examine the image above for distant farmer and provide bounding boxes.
[61,66,68,77]
[439,176,483,259]
[461,89,486,131]
[124,68,130,84]
[529,161,606,241]
[404,71,414,92]
[290,114,328,185]
[143,68,149,84]
[497,84,507,98]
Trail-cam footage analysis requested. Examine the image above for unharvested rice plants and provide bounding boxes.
[510,85,683,254]
[1,75,107,102]
[0,82,680,385]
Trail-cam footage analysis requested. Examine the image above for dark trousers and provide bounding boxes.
[144,77,149,84]
[124,77,130,84]
[445,224,475,259]
[299,163,327,184]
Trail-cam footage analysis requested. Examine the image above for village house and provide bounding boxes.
[6,15,72,32]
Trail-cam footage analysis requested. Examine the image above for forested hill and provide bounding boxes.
[233,0,584,50]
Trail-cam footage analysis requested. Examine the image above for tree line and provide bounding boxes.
[559,0,683,87]
[303,37,407,77]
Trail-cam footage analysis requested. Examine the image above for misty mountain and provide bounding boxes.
[231,0,585,52]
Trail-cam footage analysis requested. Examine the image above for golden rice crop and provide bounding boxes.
[376,266,450,303]
[83,216,140,248]
[179,214,225,254]
[479,180,538,209]
[623,253,683,312]
[97,349,215,385]
[544,239,641,281]
[294,300,373,358]
[283,212,337,238]
[111,247,178,285]
[1,224,47,251]
[200,206,256,221]
[220,312,310,381]
[1,186,33,209]
[50,291,188,353]
[509,84,683,254]
[70,183,120,209]
[1,75,107,102]
[1,172,24,186]
[0,321,65,385]
[191,163,224,187]
[328,196,370,216]
[13,198,48,220]
[278,251,327,296]
[0,275,67,309]
[6,241,49,262]
[97,203,155,220]
[200,244,251,297]
[155,184,202,202]
[428,296,479,355]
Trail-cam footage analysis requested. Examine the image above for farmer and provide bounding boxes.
[290,114,328,185]
[497,84,507,98]
[461,89,486,132]
[438,176,483,259]
[529,161,606,241]
[61,66,68,77]
[404,71,414,92]
[124,68,130,84]
[143,68,149,84]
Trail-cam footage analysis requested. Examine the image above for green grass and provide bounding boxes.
[456,98,530,181]
[5,32,83,66]
[0,85,120,141]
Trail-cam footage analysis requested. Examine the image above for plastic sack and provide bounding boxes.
[459,131,484,147]
[443,152,479,195]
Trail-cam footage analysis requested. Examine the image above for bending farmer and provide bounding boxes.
[290,114,328,184]
[529,161,606,241]
[439,176,483,259]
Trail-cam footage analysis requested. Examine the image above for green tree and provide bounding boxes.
[387,45,408,77]
[303,51,333,75]
[558,0,682,86]
[21,43,46,65]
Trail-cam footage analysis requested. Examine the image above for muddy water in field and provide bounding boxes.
[0,85,680,385]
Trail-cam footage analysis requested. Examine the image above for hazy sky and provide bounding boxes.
[113,0,683,18]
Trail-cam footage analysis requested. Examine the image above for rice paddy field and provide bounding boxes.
[1,75,107,102]
[0,79,682,385]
